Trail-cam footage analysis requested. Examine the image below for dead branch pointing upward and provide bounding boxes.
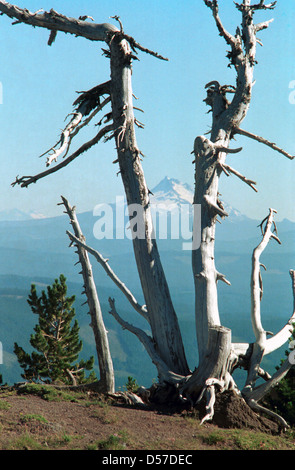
[40,81,112,166]
[251,1,277,10]
[243,209,280,394]
[204,0,237,48]
[61,196,115,393]
[252,209,280,342]
[108,298,185,384]
[234,1,277,11]
[42,94,111,166]
[255,18,274,33]
[46,111,84,167]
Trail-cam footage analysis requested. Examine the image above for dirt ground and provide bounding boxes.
[0,387,294,451]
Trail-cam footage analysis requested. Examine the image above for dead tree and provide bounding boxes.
[1,0,295,428]
[60,196,115,394]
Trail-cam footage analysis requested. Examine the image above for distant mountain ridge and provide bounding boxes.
[0,176,294,387]
[0,176,294,250]
[0,208,46,222]
[0,176,246,222]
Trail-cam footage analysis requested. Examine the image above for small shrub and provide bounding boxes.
[97,434,123,450]
[20,413,48,424]
[17,383,59,401]
[125,376,139,393]
[0,400,11,411]
[8,433,45,450]
[201,431,225,446]
[97,432,128,450]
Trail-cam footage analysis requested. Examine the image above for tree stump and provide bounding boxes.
[182,326,232,403]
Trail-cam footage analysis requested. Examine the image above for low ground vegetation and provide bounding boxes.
[0,385,295,451]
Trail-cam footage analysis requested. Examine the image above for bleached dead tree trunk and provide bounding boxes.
[60,196,115,393]
[2,0,295,428]
[107,30,189,376]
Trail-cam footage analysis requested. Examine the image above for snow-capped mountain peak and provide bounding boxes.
[151,176,193,206]
[150,177,247,220]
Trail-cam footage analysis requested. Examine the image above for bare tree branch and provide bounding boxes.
[0,1,119,41]
[221,163,258,192]
[235,127,295,160]
[0,3,168,61]
[108,298,185,384]
[204,194,229,218]
[234,1,277,11]
[47,29,57,46]
[66,231,149,322]
[46,112,84,167]
[242,209,281,393]
[42,81,111,165]
[251,209,280,344]
[255,18,274,33]
[119,31,168,61]
[11,123,113,188]
[11,79,113,188]
[265,269,295,355]
[251,1,277,10]
[244,358,291,431]
[204,1,237,48]
[60,196,115,393]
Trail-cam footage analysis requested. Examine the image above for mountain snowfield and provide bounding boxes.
[0,176,294,387]
[151,176,245,219]
[151,176,194,205]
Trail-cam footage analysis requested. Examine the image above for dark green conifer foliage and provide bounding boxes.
[14,275,96,385]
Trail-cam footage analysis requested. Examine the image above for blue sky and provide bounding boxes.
[1,0,295,221]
